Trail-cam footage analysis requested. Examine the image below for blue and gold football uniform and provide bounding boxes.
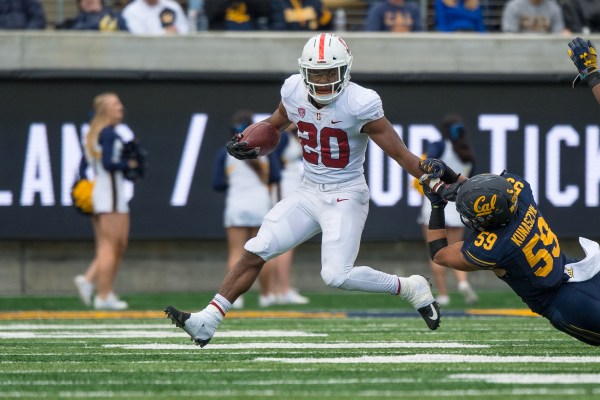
[461,172,568,314]
[461,172,600,346]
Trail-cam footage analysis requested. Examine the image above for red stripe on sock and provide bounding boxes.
[395,277,401,295]
[210,300,225,316]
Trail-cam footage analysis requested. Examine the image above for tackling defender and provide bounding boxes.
[165,33,444,347]
[421,170,600,346]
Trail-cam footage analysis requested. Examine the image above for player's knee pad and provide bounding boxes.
[320,268,350,289]
[244,234,273,262]
[244,236,269,261]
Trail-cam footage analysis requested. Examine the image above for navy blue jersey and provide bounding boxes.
[461,172,569,314]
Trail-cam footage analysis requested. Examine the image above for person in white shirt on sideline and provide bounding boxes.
[122,0,189,34]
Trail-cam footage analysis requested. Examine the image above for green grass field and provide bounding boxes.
[1,291,599,399]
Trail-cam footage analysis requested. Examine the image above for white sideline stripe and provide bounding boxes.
[0,324,170,330]
[0,330,326,339]
[103,342,488,350]
[0,389,591,398]
[0,378,417,386]
[256,354,600,364]
[449,373,600,384]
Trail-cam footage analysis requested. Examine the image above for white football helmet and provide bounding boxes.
[298,33,353,105]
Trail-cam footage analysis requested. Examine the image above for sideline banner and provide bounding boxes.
[0,78,599,239]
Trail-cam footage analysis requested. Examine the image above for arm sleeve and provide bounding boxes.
[211,148,229,191]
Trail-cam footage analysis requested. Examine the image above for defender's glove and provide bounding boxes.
[568,37,600,89]
[423,186,446,209]
[436,181,462,201]
[226,134,259,160]
[420,175,463,202]
[419,158,460,184]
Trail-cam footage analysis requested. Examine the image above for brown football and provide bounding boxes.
[240,122,280,156]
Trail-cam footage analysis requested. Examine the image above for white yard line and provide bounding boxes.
[0,324,170,330]
[449,373,600,384]
[256,354,600,364]
[0,330,327,339]
[104,342,488,350]
[0,388,591,398]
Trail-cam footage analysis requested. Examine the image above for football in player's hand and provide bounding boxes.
[239,122,280,156]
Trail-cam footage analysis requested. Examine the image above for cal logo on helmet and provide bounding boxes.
[473,194,497,217]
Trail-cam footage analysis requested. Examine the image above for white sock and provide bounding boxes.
[207,294,231,319]
[338,266,400,294]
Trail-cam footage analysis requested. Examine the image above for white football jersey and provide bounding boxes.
[281,74,384,184]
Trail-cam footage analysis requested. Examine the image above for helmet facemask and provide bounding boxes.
[301,65,349,105]
[460,212,505,232]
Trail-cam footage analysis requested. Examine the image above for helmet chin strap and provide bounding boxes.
[313,94,335,105]
[307,94,328,109]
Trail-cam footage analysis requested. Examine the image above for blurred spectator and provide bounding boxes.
[269,126,309,305]
[205,0,271,30]
[417,114,478,306]
[270,0,332,31]
[559,0,600,34]
[435,0,485,32]
[57,0,128,31]
[0,0,46,29]
[211,110,282,308]
[364,0,423,32]
[501,0,566,33]
[122,0,189,34]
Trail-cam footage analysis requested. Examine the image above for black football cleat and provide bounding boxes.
[418,301,441,331]
[165,305,191,328]
[164,305,215,348]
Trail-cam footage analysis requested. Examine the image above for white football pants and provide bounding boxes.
[245,175,399,294]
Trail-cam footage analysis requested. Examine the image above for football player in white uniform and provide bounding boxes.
[166,33,442,347]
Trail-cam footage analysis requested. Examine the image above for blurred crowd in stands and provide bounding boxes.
[0,0,598,34]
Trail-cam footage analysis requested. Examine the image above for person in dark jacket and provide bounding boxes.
[0,0,46,29]
[204,0,271,30]
[270,0,332,31]
[560,0,600,34]
[59,0,128,31]
[364,0,422,32]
